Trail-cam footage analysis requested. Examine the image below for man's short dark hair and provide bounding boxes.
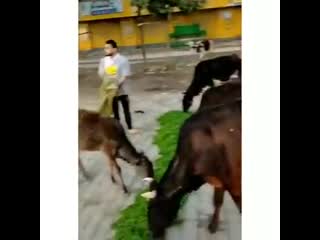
[106,39,118,49]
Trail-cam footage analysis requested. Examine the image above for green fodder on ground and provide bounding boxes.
[113,111,191,240]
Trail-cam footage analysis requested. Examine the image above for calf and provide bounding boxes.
[142,100,241,239]
[198,81,241,112]
[183,54,241,112]
[79,109,154,193]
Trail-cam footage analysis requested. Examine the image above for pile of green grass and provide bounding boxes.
[113,111,191,240]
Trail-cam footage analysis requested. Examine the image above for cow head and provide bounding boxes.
[231,54,242,80]
[139,153,155,179]
[141,177,184,239]
[182,94,193,112]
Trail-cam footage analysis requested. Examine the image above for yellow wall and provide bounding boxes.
[79,23,92,51]
[189,8,241,39]
[141,21,169,44]
[213,7,242,39]
[90,21,122,49]
[79,0,241,51]
[120,19,139,46]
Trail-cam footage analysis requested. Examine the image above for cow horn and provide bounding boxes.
[141,190,157,199]
[143,177,154,184]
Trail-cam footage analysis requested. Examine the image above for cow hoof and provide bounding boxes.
[208,222,219,234]
[123,186,129,194]
[81,172,91,181]
[111,176,116,183]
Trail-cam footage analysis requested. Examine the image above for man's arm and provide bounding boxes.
[119,58,131,85]
[98,58,104,79]
[118,75,127,86]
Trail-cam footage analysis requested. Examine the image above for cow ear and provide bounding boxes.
[141,190,157,200]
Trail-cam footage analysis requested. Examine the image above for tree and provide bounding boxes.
[131,0,149,19]
[147,0,205,48]
[130,0,206,63]
[147,0,177,18]
[147,0,205,18]
[178,0,206,14]
[131,0,150,64]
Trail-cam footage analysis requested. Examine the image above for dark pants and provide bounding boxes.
[112,95,132,129]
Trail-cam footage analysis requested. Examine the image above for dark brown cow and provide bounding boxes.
[142,100,241,239]
[198,81,241,112]
[79,109,154,193]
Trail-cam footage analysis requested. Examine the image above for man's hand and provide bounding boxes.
[118,76,127,86]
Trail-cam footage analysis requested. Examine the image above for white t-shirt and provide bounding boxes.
[98,54,131,95]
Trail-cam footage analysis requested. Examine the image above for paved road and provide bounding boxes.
[79,55,241,240]
[79,40,241,61]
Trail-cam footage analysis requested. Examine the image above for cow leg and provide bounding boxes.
[79,157,90,180]
[109,160,116,184]
[208,187,225,233]
[114,161,129,194]
[103,143,128,194]
[230,194,241,213]
[103,143,117,184]
[227,183,241,213]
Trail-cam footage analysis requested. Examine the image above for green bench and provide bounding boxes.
[169,24,207,48]
[169,24,207,39]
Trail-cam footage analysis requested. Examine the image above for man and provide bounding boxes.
[98,41,118,117]
[98,39,138,134]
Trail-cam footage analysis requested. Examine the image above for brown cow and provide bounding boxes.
[142,100,241,239]
[79,109,154,193]
[198,81,241,112]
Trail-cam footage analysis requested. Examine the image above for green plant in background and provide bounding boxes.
[113,111,191,240]
[147,0,177,18]
[147,0,205,18]
[178,0,206,14]
[131,0,150,17]
[146,0,206,48]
